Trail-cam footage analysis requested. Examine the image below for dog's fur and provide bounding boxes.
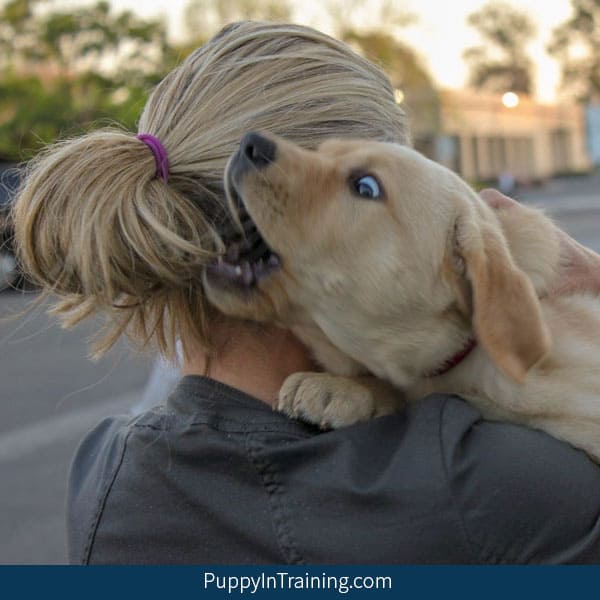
[204,133,600,462]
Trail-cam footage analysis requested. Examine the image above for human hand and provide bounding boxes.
[480,188,600,296]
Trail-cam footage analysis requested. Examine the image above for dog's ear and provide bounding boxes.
[452,208,551,383]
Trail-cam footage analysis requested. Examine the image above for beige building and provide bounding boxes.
[407,88,590,183]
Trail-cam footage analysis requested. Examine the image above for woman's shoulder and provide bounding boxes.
[66,390,600,564]
[250,393,600,563]
[67,414,133,564]
[435,394,600,563]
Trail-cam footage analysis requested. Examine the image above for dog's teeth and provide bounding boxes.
[267,254,280,268]
[241,261,254,285]
[253,259,265,279]
[210,260,244,281]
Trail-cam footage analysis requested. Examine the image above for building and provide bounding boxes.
[586,104,600,166]
[407,88,590,184]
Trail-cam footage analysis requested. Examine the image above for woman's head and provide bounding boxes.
[12,21,410,359]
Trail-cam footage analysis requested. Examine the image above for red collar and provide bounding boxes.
[426,338,477,378]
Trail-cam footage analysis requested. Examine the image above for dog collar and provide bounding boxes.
[427,338,477,378]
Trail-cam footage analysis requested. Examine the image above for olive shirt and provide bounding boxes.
[67,375,600,564]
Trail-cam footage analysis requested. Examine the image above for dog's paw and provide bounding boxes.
[278,372,376,429]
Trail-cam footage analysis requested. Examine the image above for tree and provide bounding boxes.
[342,29,440,144]
[319,0,430,93]
[463,1,537,95]
[184,0,292,42]
[0,0,169,86]
[322,1,438,140]
[548,0,600,103]
[0,0,174,160]
[324,0,416,38]
[342,30,432,91]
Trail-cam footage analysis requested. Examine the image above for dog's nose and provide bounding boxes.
[240,132,276,169]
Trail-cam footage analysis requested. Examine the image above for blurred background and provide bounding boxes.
[1,0,599,564]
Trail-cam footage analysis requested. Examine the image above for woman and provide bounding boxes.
[12,21,600,564]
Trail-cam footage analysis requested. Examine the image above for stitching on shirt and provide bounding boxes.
[438,396,492,564]
[82,427,132,564]
[244,431,305,565]
[132,420,316,437]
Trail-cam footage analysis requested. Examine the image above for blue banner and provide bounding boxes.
[2,565,600,599]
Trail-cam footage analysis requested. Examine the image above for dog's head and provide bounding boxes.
[204,132,550,383]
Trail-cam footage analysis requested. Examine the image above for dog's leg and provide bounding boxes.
[278,372,404,428]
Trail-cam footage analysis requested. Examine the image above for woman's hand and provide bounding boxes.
[480,188,600,296]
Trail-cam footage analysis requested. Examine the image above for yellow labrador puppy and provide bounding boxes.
[204,132,600,461]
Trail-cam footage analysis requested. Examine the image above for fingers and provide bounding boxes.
[479,188,519,210]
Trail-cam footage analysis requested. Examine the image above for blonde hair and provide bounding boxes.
[12,21,410,360]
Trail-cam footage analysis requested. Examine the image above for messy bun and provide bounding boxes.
[12,21,409,360]
[13,129,223,357]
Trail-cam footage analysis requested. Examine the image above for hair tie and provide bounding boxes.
[136,134,170,183]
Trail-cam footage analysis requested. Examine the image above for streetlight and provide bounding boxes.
[502,91,520,108]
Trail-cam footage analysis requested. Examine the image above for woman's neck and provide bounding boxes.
[182,322,317,407]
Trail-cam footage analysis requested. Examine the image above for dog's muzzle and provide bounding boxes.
[206,132,280,289]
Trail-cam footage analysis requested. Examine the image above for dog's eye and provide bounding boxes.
[353,175,382,200]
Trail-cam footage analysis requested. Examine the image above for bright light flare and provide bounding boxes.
[502,91,520,108]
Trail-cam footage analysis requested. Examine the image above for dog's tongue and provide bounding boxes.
[207,254,280,287]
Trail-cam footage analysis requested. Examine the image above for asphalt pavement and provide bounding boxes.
[0,292,152,563]
[0,173,598,564]
[517,173,600,252]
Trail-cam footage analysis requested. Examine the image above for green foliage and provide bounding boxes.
[0,70,153,159]
[548,0,600,103]
[0,0,440,160]
[324,0,416,37]
[335,14,440,136]
[0,0,174,161]
[184,0,292,40]
[342,30,432,90]
[463,1,536,94]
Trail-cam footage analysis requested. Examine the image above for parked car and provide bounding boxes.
[0,164,21,291]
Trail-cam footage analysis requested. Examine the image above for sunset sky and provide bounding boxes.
[58,0,575,102]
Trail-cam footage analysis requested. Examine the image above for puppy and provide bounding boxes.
[204,132,600,462]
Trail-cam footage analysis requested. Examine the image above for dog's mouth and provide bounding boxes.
[206,172,281,289]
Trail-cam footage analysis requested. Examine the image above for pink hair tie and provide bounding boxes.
[136,133,170,183]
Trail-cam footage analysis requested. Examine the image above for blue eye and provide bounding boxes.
[354,175,382,200]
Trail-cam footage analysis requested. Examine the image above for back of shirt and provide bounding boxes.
[67,376,600,564]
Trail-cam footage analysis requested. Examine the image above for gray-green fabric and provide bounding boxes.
[67,376,600,564]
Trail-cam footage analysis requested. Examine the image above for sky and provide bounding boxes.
[60,0,574,102]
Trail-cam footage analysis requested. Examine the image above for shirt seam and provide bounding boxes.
[244,430,305,565]
[438,396,493,564]
[176,377,272,408]
[81,426,132,565]
[132,420,317,437]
